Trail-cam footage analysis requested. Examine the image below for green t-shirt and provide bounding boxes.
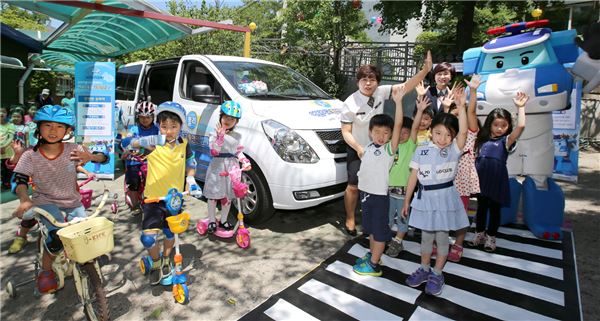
[388,139,417,187]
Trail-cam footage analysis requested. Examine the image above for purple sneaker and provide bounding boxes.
[406,267,430,287]
[425,271,445,296]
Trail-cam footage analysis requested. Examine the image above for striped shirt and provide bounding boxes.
[14,143,84,208]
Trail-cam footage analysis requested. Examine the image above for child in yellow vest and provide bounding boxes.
[124,101,202,285]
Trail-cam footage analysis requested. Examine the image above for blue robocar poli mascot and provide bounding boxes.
[462,18,580,240]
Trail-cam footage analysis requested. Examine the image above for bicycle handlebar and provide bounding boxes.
[78,176,97,188]
[31,189,110,228]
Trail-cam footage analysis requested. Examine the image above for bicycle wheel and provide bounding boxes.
[80,262,110,321]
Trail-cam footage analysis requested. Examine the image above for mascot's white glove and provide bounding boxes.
[186,176,202,198]
[139,135,166,148]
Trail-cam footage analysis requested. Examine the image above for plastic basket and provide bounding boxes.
[80,189,93,209]
[57,217,114,264]
[166,213,190,234]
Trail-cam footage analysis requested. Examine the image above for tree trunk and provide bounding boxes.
[456,1,476,53]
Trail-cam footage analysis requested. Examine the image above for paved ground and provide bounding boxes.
[0,151,598,320]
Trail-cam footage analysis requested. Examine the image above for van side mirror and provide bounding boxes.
[191,84,220,104]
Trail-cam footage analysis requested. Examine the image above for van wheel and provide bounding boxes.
[237,165,275,225]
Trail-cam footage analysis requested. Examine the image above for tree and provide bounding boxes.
[278,0,369,96]
[0,3,49,31]
[375,1,563,52]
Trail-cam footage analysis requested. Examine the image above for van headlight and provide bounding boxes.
[261,119,319,163]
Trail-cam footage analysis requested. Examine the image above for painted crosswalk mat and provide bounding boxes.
[240,226,581,321]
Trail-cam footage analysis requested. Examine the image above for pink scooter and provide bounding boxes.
[196,165,251,249]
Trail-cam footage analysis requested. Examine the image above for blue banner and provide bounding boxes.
[75,62,116,179]
[552,80,582,182]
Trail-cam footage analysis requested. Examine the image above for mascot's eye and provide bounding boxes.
[496,60,504,68]
[521,56,529,65]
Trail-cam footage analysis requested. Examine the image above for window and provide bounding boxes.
[116,64,142,101]
[145,65,177,105]
[180,60,229,103]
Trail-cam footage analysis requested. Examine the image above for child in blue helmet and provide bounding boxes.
[11,105,109,293]
[123,101,202,285]
[120,100,159,213]
[201,100,251,234]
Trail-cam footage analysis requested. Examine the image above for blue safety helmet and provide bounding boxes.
[34,105,76,128]
[157,101,186,124]
[220,100,242,119]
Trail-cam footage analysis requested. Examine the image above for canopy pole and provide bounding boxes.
[18,64,35,105]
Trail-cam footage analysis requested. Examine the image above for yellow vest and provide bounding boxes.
[145,139,187,199]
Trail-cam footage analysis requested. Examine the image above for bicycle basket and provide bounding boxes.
[57,217,114,264]
[166,213,190,234]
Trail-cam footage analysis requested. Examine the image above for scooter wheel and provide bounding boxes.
[173,283,189,304]
[139,256,153,275]
[5,279,16,298]
[196,220,207,236]
[236,230,251,249]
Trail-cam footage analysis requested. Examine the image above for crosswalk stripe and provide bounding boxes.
[348,244,564,306]
[241,231,580,321]
[264,299,321,321]
[298,279,402,321]
[465,232,562,259]
[408,306,454,321]
[326,260,421,304]
[404,239,563,280]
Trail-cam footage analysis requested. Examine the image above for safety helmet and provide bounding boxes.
[33,105,76,128]
[220,100,242,119]
[136,101,156,117]
[157,101,186,124]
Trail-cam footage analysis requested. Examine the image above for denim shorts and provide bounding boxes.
[23,203,86,233]
[360,191,393,242]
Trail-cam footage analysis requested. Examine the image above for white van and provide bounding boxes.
[116,55,348,223]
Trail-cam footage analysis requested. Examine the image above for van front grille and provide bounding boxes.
[315,130,347,154]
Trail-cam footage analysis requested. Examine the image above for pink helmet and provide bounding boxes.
[136,101,156,117]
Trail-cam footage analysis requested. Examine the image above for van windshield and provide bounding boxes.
[213,61,331,100]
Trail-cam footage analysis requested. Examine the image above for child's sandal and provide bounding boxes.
[447,244,463,263]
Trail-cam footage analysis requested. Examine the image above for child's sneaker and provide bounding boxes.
[207,222,217,234]
[385,238,403,257]
[406,267,430,287]
[355,252,372,265]
[447,244,463,262]
[219,221,234,231]
[352,261,382,277]
[37,270,58,293]
[425,271,445,296]
[468,231,486,247]
[149,258,163,285]
[484,235,497,252]
[8,236,27,254]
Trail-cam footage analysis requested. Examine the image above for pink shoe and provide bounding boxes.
[447,244,463,262]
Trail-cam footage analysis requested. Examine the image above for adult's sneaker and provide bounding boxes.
[352,261,382,277]
[468,231,486,247]
[484,235,497,252]
[425,271,445,296]
[385,238,403,257]
[406,267,430,287]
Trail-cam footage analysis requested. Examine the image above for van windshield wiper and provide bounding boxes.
[291,94,331,100]
[246,93,301,100]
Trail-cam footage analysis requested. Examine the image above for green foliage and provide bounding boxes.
[413,31,440,59]
[376,1,563,51]
[277,0,368,97]
[120,0,281,63]
[0,3,49,31]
